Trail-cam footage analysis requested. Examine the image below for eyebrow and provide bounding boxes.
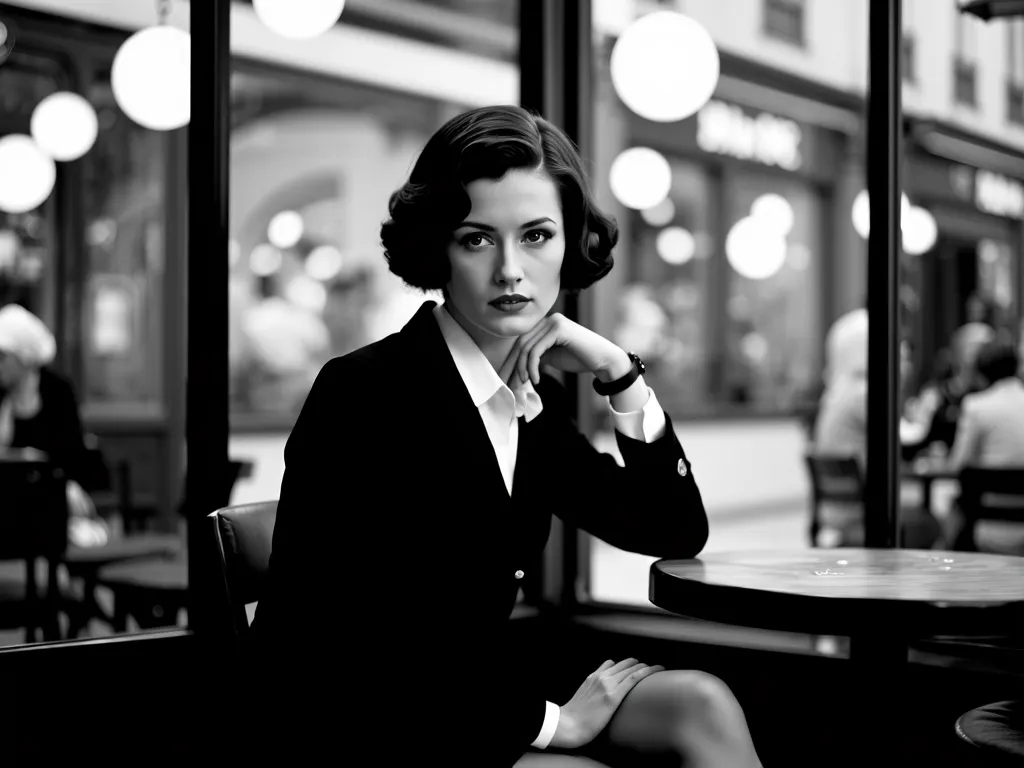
[455,217,555,232]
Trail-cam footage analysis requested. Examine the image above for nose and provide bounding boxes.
[494,242,525,285]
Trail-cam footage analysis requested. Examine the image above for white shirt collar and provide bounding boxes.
[433,302,543,422]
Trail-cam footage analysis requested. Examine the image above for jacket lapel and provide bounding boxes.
[398,301,511,507]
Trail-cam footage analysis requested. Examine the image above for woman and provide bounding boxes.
[252,106,762,767]
[0,303,106,547]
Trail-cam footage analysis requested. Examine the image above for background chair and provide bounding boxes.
[804,453,864,546]
[954,467,1024,553]
[91,459,256,633]
[208,500,278,649]
[0,459,68,642]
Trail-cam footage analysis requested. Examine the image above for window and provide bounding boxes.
[763,0,805,46]
[953,2,979,107]
[80,71,167,412]
[227,69,457,425]
[1009,21,1024,124]
[0,49,64,350]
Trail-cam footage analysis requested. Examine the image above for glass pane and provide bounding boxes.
[0,9,183,651]
[899,0,1024,557]
[80,72,166,411]
[587,1,861,607]
[227,2,519,504]
[587,0,1024,607]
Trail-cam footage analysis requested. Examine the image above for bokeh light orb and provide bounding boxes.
[305,244,344,281]
[609,147,672,210]
[610,11,720,122]
[31,92,98,161]
[750,193,795,237]
[268,211,304,250]
[902,206,938,256]
[655,226,696,266]
[112,25,191,130]
[726,216,787,280]
[0,135,57,214]
[254,0,346,40]
[641,197,676,227]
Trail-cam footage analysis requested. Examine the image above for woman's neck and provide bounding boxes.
[443,301,517,378]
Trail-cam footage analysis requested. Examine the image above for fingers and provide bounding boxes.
[599,658,639,677]
[614,664,665,693]
[524,327,557,386]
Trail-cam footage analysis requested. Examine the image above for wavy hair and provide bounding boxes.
[380,105,617,293]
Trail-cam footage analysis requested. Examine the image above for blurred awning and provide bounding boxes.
[909,118,1024,179]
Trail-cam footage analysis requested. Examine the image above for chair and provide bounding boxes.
[803,453,864,546]
[0,460,68,642]
[953,467,1024,553]
[90,460,257,633]
[954,699,1024,766]
[208,500,278,649]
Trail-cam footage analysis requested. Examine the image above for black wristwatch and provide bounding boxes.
[592,351,646,397]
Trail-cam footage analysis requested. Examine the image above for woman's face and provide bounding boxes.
[0,349,27,388]
[445,167,565,345]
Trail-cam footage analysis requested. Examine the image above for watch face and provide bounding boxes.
[629,352,646,375]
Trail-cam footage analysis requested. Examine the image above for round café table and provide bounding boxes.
[651,549,1024,760]
[651,548,1024,661]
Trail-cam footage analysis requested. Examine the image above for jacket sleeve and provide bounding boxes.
[539,374,708,559]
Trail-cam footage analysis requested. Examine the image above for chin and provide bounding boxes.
[478,305,542,337]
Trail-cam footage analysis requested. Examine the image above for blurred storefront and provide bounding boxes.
[590,45,862,424]
[903,118,1024,384]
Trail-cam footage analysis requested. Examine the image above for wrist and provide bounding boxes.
[549,707,582,749]
[595,348,632,383]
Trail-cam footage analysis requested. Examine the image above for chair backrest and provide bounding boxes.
[804,453,865,503]
[957,467,1024,522]
[208,500,277,647]
[803,453,865,544]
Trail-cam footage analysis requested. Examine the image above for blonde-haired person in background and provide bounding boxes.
[811,308,939,548]
[0,304,107,547]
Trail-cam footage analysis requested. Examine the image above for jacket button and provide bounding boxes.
[677,458,687,477]
[514,569,525,580]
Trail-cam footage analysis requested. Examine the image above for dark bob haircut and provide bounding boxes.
[975,338,1020,385]
[380,105,618,293]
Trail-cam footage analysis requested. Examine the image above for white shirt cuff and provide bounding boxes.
[609,385,668,443]
[530,701,560,749]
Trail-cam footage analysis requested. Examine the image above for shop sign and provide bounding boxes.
[974,169,1024,220]
[696,99,803,171]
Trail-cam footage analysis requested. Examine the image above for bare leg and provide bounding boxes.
[515,755,610,767]
[584,670,763,768]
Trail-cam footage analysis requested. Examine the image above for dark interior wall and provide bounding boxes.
[3,621,1017,766]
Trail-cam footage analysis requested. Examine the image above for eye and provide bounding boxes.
[458,233,491,250]
[523,229,553,245]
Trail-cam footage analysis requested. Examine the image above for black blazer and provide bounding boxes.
[251,300,708,765]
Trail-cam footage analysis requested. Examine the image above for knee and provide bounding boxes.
[650,670,746,736]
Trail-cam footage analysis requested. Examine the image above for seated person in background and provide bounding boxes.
[813,309,939,548]
[945,339,1024,554]
[0,304,107,547]
[907,322,995,455]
